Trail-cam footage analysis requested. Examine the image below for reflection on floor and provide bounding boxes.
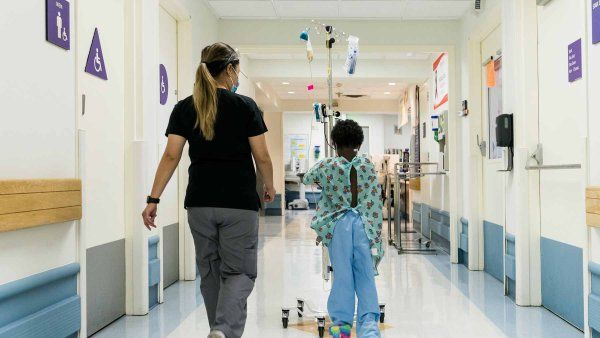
[94,211,583,338]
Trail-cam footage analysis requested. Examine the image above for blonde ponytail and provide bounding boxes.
[193,62,218,141]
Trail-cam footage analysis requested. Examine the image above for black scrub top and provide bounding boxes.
[165,89,268,211]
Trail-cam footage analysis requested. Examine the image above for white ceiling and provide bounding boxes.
[246,51,431,61]
[256,77,409,100]
[206,0,474,20]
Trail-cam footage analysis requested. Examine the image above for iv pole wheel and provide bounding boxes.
[297,299,304,318]
[317,316,326,338]
[281,309,290,329]
[379,304,386,323]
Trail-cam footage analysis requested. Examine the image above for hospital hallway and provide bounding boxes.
[5,0,600,337]
[92,211,582,338]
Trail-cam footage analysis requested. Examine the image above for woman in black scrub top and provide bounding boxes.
[142,42,275,338]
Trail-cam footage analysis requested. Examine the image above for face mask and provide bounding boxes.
[228,68,239,93]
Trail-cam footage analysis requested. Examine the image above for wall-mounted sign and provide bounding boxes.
[593,0,600,44]
[433,53,449,111]
[46,0,70,50]
[85,28,107,80]
[568,39,582,83]
[159,64,169,105]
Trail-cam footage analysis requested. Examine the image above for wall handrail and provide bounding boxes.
[0,179,82,233]
[525,164,581,170]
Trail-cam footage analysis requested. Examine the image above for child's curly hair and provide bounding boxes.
[331,119,364,150]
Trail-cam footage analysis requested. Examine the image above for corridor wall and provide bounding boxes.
[0,1,80,336]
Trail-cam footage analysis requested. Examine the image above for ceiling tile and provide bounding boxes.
[339,1,404,18]
[208,1,277,18]
[274,1,340,18]
[402,0,472,20]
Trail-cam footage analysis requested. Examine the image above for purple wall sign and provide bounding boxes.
[159,64,169,105]
[85,28,107,80]
[594,0,600,44]
[46,0,70,50]
[568,39,582,83]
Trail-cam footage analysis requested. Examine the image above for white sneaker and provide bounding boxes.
[207,330,226,338]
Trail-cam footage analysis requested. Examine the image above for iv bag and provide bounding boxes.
[344,35,359,75]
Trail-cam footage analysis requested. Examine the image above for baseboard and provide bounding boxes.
[86,239,126,336]
[163,223,179,289]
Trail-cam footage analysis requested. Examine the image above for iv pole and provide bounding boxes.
[325,25,335,157]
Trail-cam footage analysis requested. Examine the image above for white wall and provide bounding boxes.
[77,0,126,249]
[283,113,408,171]
[383,115,412,150]
[0,1,78,284]
[181,0,218,66]
[589,0,600,267]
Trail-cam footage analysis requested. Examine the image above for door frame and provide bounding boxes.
[465,6,502,272]
[158,0,195,281]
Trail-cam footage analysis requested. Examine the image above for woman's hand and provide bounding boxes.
[264,185,276,203]
[142,204,158,230]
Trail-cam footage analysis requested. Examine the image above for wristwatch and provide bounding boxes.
[147,196,160,204]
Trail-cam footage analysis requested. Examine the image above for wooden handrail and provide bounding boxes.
[588,187,600,227]
[0,179,82,233]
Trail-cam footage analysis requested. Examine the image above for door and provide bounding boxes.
[76,0,126,334]
[480,25,506,283]
[158,6,180,290]
[360,126,370,155]
[536,0,586,330]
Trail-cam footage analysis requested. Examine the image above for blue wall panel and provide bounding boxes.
[458,218,468,267]
[421,204,430,239]
[589,262,600,334]
[483,220,503,282]
[0,263,80,337]
[148,235,160,310]
[540,237,583,330]
[505,233,516,301]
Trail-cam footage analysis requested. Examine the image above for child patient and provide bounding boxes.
[302,119,384,338]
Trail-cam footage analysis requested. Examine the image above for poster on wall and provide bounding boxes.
[85,28,107,80]
[46,0,70,50]
[593,0,600,44]
[286,134,309,161]
[568,39,583,82]
[433,53,449,111]
[159,64,169,105]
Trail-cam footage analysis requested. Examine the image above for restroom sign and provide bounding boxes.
[85,28,107,80]
[593,0,600,44]
[159,64,169,105]
[46,0,70,50]
[568,39,582,83]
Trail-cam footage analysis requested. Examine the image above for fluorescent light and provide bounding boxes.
[388,82,396,86]
[384,91,391,95]
[282,82,290,85]
[288,91,295,94]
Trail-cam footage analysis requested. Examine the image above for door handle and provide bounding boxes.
[477,135,487,157]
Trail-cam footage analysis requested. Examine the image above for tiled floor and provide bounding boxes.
[94,211,583,338]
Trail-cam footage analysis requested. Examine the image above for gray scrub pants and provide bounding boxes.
[187,207,259,338]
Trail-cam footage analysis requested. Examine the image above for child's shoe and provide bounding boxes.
[330,324,352,338]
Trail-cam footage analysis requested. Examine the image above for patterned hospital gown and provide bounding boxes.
[302,155,385,271]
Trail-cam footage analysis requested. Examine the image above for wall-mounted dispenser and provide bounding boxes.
[495,113,513,171]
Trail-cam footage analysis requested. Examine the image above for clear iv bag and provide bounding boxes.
[344,35,359,75]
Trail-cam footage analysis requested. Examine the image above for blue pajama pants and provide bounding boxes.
[327,211,381,338]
